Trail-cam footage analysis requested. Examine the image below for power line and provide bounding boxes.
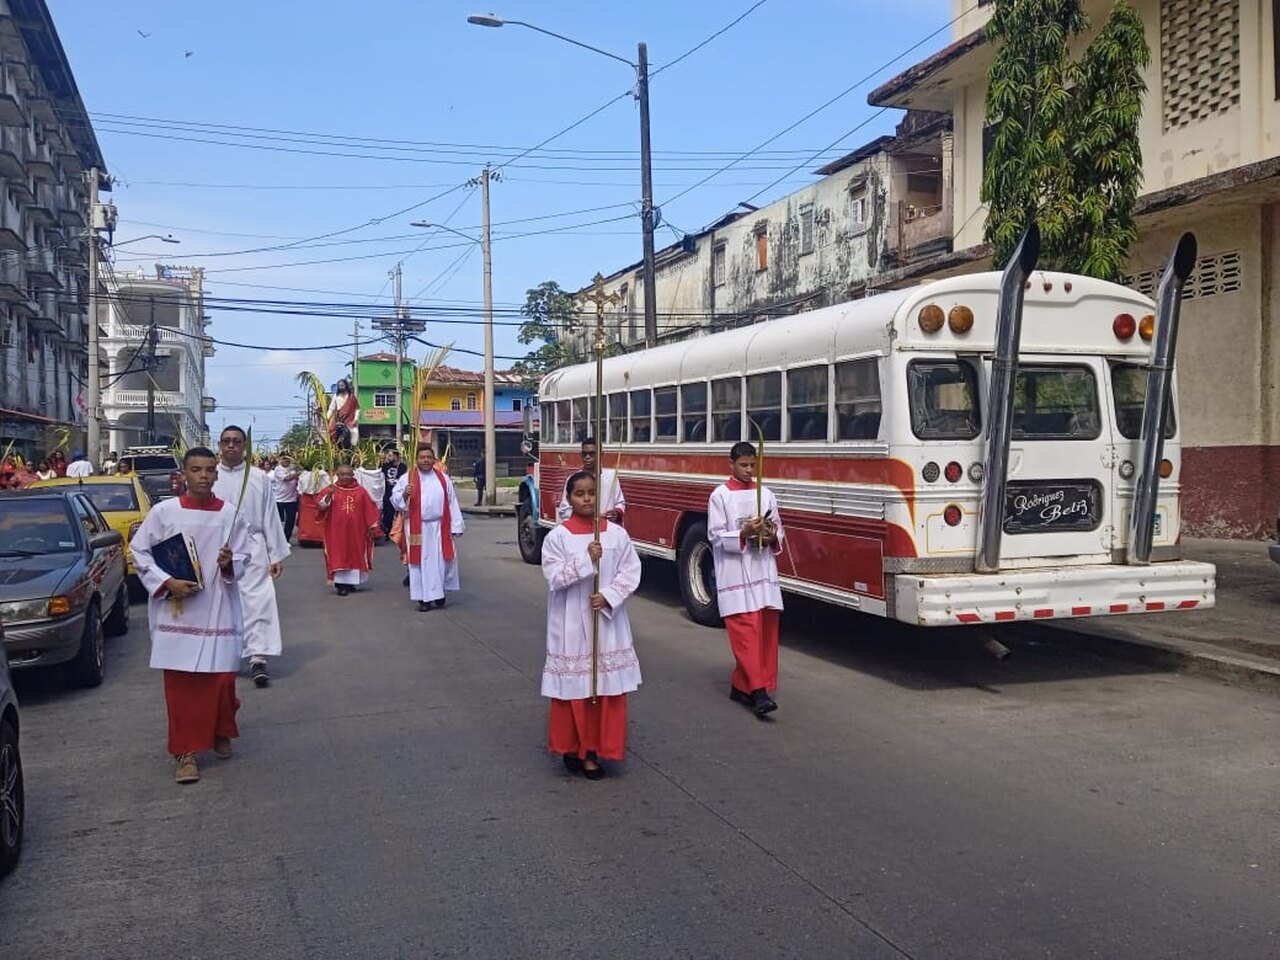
[651,0,771,77]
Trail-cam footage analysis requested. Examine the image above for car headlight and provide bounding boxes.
[0,598,59,622]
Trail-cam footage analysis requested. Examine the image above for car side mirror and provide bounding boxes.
[90,530,123,551]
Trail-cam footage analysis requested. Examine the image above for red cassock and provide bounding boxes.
[318,482,380,579]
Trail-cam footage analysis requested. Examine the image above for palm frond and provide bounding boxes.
[294,370,336,472]
[404,345,453,482]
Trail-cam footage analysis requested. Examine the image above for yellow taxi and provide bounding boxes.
[30,475,152,580]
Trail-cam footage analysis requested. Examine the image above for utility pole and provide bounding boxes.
[481,165,496,506]
[144,297,159,444]
[637,41,657,349]
[393,263,404,450]
[85,167,101,462]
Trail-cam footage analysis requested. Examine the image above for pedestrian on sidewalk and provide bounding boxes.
[213,425,291,689]
[271,454,301,542]
[472,451,486,506]
[317,463,381,596]
[709,441,784,719]
[129,446,252,785]
[390,445,464,611]
[541,471,642,780]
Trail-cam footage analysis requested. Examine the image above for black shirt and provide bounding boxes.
[381,461,407,502]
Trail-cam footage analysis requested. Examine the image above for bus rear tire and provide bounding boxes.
[678,521,722,627]
[517,504,545,565]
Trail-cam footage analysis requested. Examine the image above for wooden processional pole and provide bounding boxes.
[582,273,621,702]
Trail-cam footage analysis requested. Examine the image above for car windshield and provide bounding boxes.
[0,499,79,555]
[82,484,139,513]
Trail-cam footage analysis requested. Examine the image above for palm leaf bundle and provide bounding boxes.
[294,370,335,473]
[404,345,453,493]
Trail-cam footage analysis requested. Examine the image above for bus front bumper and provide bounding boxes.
[894,561,1216,627]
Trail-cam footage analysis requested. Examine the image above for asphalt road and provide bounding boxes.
[2,517,1276,959]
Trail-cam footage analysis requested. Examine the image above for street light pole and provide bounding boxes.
[85,167,101,463]
[480,166,497,506]
[468,14,657,347]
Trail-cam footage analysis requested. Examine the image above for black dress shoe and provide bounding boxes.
[335,584,350,597]
[562,754,584,774]
[729,687,753,709]
[418,601,432,612]
[750,689,778,717]
[582,752,605,780]
[402,573,410,587]
[435,596,447,609]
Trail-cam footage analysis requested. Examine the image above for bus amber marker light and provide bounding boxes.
[1139,314,1156,341]
[1159,459,1174,479]
[918,304,945,334]
[948,304,974,334]
[1113,313,1137,340]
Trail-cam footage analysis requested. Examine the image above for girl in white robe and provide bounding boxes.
[708,441,785,718]
[541,470,642,779]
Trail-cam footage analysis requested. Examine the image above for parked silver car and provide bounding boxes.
[0,625,22,877]
[0,489,129,687]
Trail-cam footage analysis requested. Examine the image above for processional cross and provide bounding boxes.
[581,272,620,701]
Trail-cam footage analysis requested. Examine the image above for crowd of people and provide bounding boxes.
[0,448,125,488]
[124,427,782,789]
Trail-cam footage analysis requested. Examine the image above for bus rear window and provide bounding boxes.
[1012,365,1100,440]
[1112,364,1176,439]
[908,360,980,440]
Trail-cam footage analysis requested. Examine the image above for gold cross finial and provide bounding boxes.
[582,272,622,354]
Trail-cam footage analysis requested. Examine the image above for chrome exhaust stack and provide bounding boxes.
[1127,232,1197,565]
[976,224,1041,574]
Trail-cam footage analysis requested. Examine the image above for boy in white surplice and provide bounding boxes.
[708,441,785,719]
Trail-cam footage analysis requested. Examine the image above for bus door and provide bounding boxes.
[989,358,1115,563]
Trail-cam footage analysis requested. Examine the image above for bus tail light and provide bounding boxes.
[1139,314,1156,341]
[968,462,984,482]
[1112,313,1136,340]
[1159,459,1174,478]
[944,461,963,483]
[918,304,945,334]
[948,305,975,334]
[1118,460,1135,480]
[943,504,962,527]
[921,461,940,482]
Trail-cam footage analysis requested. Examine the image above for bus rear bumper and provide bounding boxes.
[894,561,1216,627]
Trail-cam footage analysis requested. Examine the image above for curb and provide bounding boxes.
[1022,621,1280,693]
[461,505,517,518]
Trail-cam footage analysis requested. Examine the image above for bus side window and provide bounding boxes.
[711,377,742,442]
[746,372,782,441]
[655,386,678,441]
[555,400,572,443]
[607,392,627,444]
[836,358,882,440]
[787,365,829,441]
[681,382,708,442]
[629,388,652,442]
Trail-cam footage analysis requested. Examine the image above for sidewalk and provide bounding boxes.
[460,485,518,518]
[1035,538,1280,690]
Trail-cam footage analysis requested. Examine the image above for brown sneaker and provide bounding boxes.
[213,736,233,759]
[174,753,200,784]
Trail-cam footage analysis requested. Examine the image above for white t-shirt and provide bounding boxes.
[271,465,300,503]
[66,460,93,477]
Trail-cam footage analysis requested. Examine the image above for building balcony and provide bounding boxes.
[0,257,26,302]
[201,395,217,412]
[886,200,953,265]
[201,338,215,357]
[27,290,59,333]
[103,388,195,413]
[0,91,24,127]
[0,145,22,180]
[25,247,60,288]
[26,146,54,183]
[105,322,195,347]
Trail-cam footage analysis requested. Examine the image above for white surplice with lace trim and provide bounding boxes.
[540,520,642,701]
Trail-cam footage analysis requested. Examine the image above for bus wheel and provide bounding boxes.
[517,503,545,565]
[678,521,721,627]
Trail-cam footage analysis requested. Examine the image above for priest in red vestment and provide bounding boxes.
[317,463,381,596]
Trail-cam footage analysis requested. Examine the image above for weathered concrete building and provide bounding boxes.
[0,1,105,460]
[868,0,1278,538]
[570,112,953,350]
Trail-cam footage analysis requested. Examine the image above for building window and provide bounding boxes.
[511,398,522,412]
[466,393,477,410]
[713,242,727,286]
[850,189,867,226]
[754,226,768,272]
[374,390,397,408]
[1162,0,1240,130]
[799,204,815,255]
[450,398,461,411]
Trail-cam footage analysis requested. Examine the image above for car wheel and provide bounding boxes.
[517,504,545,565]
[64,602,105,689]
[104,583,130,638]
[678,521,722,627]
[0,718,23,877]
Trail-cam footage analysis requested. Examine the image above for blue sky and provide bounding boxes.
[53,0,955,445]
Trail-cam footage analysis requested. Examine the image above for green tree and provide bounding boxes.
[512,281,584,388]
[278,421,315,451]
[981,0,1150,281]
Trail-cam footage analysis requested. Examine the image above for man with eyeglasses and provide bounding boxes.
[212,425,290,688]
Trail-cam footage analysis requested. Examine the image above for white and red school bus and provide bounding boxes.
[516,265,1215,628]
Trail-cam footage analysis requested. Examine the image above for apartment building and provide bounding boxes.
[100,265,215,452]
[0,1,105,459]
